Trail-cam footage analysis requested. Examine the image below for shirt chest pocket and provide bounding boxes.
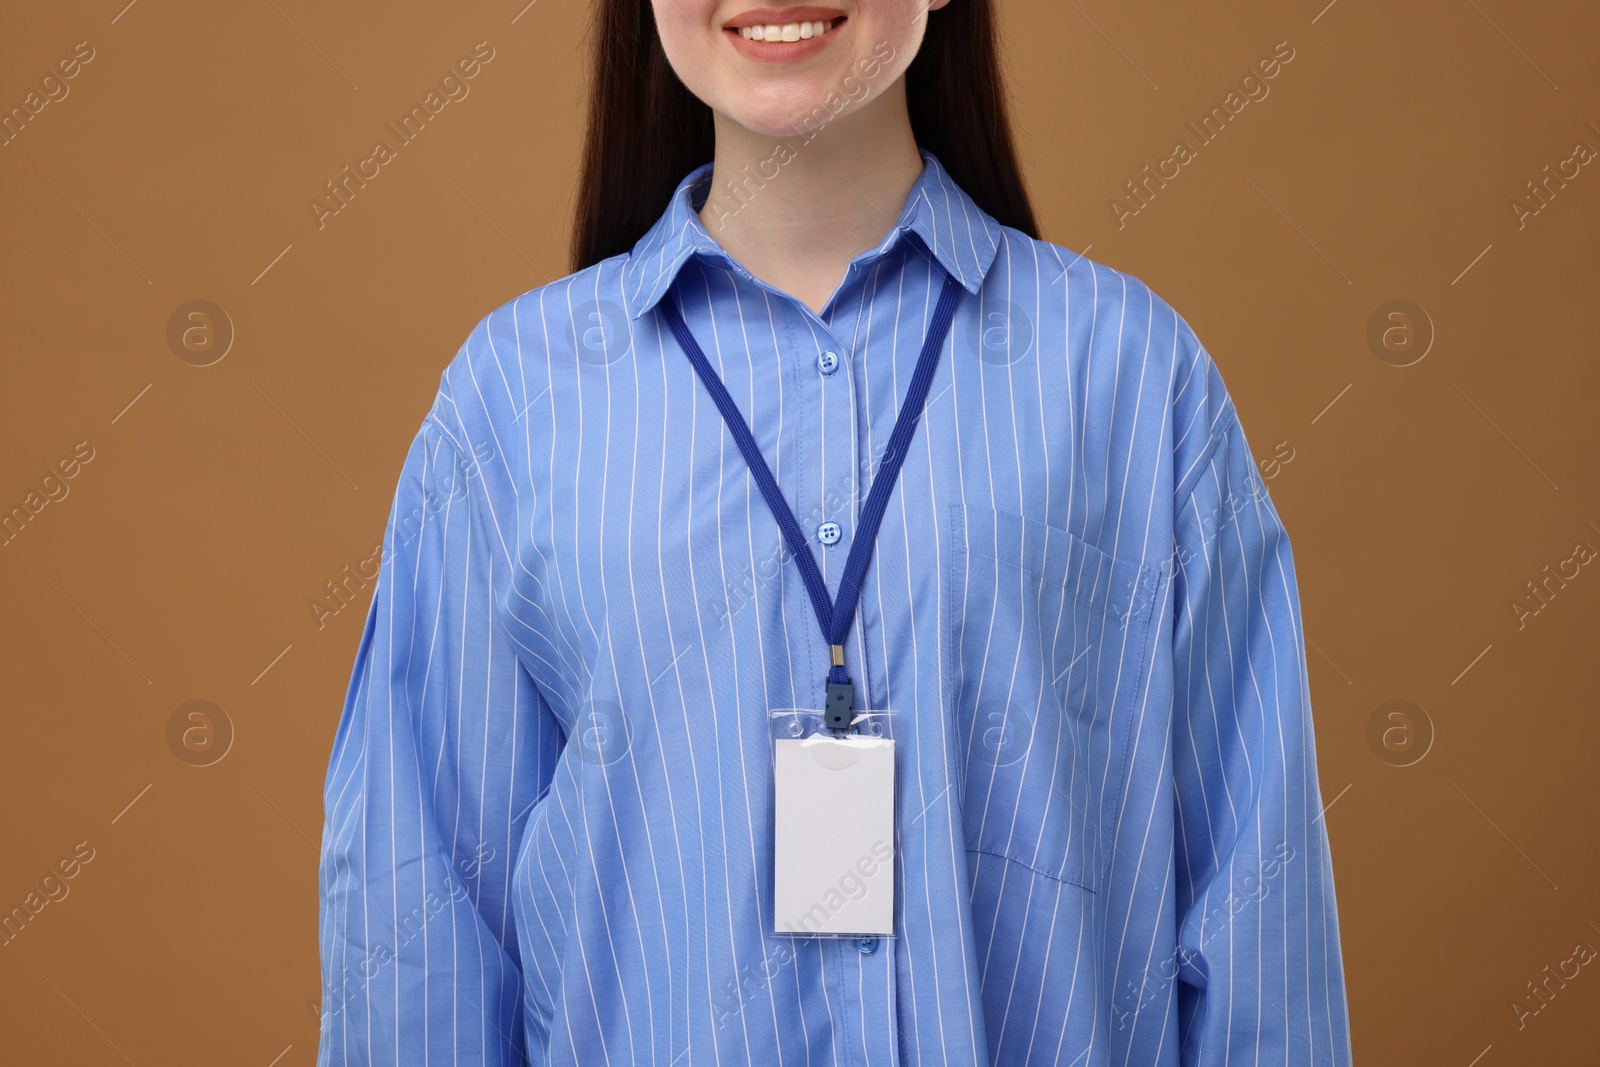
[945,503,1159,894]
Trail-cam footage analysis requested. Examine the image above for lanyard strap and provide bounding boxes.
[660,272,963,731]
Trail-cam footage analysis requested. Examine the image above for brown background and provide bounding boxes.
[2,0,1597,1063]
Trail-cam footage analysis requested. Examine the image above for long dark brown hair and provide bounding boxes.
[570,0,1040,273]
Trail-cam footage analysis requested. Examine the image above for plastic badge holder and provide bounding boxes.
[768,707,899,939]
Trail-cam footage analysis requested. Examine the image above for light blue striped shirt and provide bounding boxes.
[317,148,1353,1066]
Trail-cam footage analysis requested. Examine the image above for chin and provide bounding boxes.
[722,83,866,140]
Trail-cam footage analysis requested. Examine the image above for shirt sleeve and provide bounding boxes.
[1169,402,1354,1066]
[316,405,563,1066]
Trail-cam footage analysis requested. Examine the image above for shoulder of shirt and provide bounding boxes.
[421,252,632,452]
[1000,226,1240,505]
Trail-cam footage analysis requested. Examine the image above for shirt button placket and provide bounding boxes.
[815,343,851,572]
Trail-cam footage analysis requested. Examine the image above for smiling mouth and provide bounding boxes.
[730,16,845,42]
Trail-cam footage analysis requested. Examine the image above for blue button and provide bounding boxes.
[817,521,842,545]
[817,350,840,375]
[856,937,878,954]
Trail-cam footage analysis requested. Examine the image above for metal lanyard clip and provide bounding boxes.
[824,644,854,731]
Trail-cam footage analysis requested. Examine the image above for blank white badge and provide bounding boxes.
[772,734,895,936]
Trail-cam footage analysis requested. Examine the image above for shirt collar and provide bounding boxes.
[620,147,1003,320]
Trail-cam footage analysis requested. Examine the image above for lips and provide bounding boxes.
[723,6,848,62]
[722,6,848,31]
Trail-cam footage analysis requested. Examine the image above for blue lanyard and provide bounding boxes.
[660,272,963,732]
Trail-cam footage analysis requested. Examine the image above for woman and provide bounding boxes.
[317,1,1353,1064]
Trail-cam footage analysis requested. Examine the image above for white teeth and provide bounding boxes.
[741,20,831,41]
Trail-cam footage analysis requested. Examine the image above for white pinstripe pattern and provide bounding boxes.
[317,150,1353,1066]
